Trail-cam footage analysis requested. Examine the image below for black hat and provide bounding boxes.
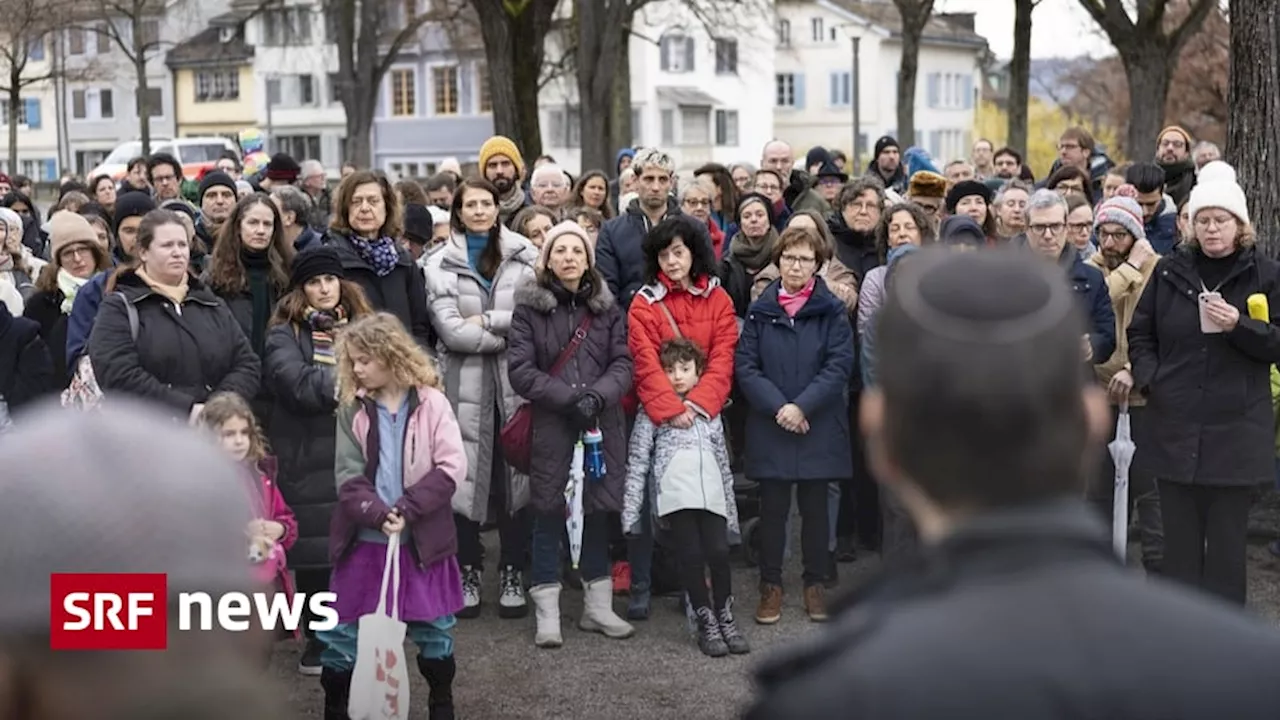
[938,215,986,247]
[403,203,432,245]
[734,192,776,229]
[816,161,848,183]
[112,190,156,236]
[805,146,832,170]
[265,153,301,182]
[875,135,900,158]
[160,199,197,222]
[945,180,994,215]
[289,245,345,289]
[197,171,237,202]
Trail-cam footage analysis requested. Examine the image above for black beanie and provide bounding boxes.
[805,146,832,170]
[875,135,900,159]
[265,153,301,182]
[289,245,345,289]
[197,171,237,203]
[735,192,776,229]
[403,203,432,245]
[112,190,156,236]
[945,180,994,215]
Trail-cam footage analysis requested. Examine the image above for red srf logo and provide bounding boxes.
[50,573,168,650]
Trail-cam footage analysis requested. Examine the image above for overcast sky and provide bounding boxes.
[934,0,1116,59]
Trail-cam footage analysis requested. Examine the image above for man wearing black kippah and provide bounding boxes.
[746,248,1280,720]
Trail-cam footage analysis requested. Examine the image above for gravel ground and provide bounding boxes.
[272,500,1280,720]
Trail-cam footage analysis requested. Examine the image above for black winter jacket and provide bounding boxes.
[0,302,54,414]
[22,289,71,387]
[1128,246,1280,486]
[263,321,339,569]
[87,270,260,418]
[596,197,685,309]
[322,231,435,350]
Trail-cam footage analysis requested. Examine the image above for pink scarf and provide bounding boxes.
[778,278,815,317]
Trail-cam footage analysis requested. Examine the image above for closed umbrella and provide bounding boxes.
[1107,403,1135,561]
[565,440,585,568]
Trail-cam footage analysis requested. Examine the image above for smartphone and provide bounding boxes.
[1200,291,1225,334]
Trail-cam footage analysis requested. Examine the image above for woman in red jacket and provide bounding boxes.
[625,213,738,619]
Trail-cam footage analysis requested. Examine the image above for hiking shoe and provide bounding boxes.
[458,565,482,619]
[498,565,528,619]
[694,606,729,657]
[804,584,828,622]
[626,582,651,620]
[756,583,783,624]
[717,597,750,655]
[297,636,323,675]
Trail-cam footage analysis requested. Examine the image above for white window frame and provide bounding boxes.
[775,73,796,108]
[386,64,417,119]
[811,17,824,43]
[427,62,460,117]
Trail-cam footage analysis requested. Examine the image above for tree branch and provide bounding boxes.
[1169,0,1218,52]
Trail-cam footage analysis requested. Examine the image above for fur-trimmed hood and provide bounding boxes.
[513,271,615,315]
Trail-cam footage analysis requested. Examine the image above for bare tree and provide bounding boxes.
[468,0,559,163]
[576,0,639,174]
[1076,0,1216,157]
[1006,0,1041,157]
[0,0,78,170]
[891,0,936,148]
[1227,0,1280,254]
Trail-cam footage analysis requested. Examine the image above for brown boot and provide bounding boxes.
[755,583,783,624]
[803,585,828,622]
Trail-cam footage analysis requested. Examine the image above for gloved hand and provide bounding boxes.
[574,391,603,426]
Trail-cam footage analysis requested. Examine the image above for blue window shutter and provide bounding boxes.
[42,158,55,181]
[24,98,40,128]
[794,73,805,109]
[929,130,940,158]
[829,72,837,106]
[660,38,670,71]
[28,39,44,61]
[927,73,938,109]
[963,74,974,109]
[684,38,694,72]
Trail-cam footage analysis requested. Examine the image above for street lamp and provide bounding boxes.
[837,22,870,170]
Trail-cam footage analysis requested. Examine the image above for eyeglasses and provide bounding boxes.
[1195,215,1236,229]
[779,254,816,267]
[845,201,879,212]
[682,198,711,208]
[817,178,842,187]
[755,184,781,193]
[1029,223,1065,236]
[1098,229,1130,243]
[1058,143,1080,152]
[1068,222,1092,233]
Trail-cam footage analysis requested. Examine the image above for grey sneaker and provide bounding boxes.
[497,565,528,619]
[458,565,481,619]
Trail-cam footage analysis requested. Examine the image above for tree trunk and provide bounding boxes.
[1228,0,1280,255]
[472,0,556,165]
[136,60,151,156]
[609,31,632,160]
[343,83,377,168]
[1119,45,1174,159]
[896,27,921,147]
[577,0,629,173]
[7,79,19,173]
[1007,0,1034,156]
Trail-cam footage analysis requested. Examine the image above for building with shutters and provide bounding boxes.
[0,35,60,181]
[774,0,987,169]
[167,14,256,140]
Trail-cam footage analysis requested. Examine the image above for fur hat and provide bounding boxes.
[907,171,947,199]
[479,136,525,177]
[537,220,595,272]
[1093,185,1146,241]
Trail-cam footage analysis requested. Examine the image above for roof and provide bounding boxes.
[166,26,253,69]
[821,0,987,48]
[656,86,722,107]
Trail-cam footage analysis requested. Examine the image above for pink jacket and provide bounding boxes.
[249,458,298,627]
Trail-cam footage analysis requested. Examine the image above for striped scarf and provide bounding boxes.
[305,305,347,365]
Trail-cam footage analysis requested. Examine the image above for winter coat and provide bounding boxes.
[863,162,907,195]
[424,228,538,523]
[1160,157,1197,209]
[719,246,771,318]
[332,386,467,568]
[87,270,261,418]
[827,214,881,284]
[596,197,686,308]
[750,257,859,314]
[858,245,919,388]
[65,267,112,372]
[1145,198,1182,256]
[1061,244,1117,366]
[621,407,739,538]
[248,456,299,613]
[263,321,340,570]
[736,278,854,482]
[0,302,54,416]
[322,231,435,350]
[507,273,633,516]
[22,289,72,387]
[746,499,1280,720]
[1087,250,1159,406]
[628,273,739,425]
[1128,246,1280,486]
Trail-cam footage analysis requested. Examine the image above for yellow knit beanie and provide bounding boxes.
[479,136,525,176]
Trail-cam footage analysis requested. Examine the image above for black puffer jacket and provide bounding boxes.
[0,302,54,414]
[827,213,880,284]
[22,289,71,387]
[263,321,339,570]
[87,270,260,418]
[1128,246,1280,486]
[322,231,435,350]
[596,197,685,309]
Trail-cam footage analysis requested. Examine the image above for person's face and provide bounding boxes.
[2,221,20,253]
[128,164,148,186]
[638,167,672,211]
[484,155,518,193]
[575,214,599,242]
[1067,205,1094,250]
[432,222,450,245]
[658,237,693,284]
[547,235,589,286]
[140,222,191,283]
[1177,203,1191,240]
[239,202,275,251]
[303,273,341,311]
[778,241,818,290]
[270,197,296,229]
[664,358,698,394]
[956,195,988,225]
[1156,131,1189,164]
[302,171,325,193]
[1136,188,1163,223]
[877,148,900,174]
[0,181,10,196]
[1054,178,1085,197]
[972,142,993,167]
[1098,222,1135,269]
[1058,138,1089,170]
[1102,173,1124,200]
[618,155,633,174]
[581,176,608,209]
[1027,205,1068,260]
[9,201,29,219]
[621,174,636,195]
[117,215,143,256]
[731,167,752,193]
[1194,145,1221,170]
[201,186,237,224]
[88,219,110,248]
[739,201,770,238]
[994,153,1019,179]
[532,174,568,207]
[842,190,881,233]
[351,350,392,392]
[96,181,116,207]
[217,415,253,462]
[910,196,943,226]
[216,159,240,179]
[427,188,452,209]
[946,164,975,185]
[151,164,181,200]
[887,210,922,249]
[522,213,553,249]
[761,142,792,174]
[1194,210,1239,257]
[753,173,782,203]
[348,182,387,236]
[460,186,498,234]
[681,190,712,223]
[817,176,842,203]
[999,190,1029,231]
[59,241,97,279]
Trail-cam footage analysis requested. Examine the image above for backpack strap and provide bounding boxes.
[114,291,139,343]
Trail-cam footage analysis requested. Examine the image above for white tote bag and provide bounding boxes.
[348,533,411,720]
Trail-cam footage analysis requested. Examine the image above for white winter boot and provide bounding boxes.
[578,577,636,639]
[529,583,563,648]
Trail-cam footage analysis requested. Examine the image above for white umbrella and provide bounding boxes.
[1107,403,1135,561]
[565,440,585,569]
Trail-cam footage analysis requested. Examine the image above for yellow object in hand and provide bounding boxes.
[1248,293,1269,321]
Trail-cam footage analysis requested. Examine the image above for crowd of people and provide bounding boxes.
[1,121,1278,719]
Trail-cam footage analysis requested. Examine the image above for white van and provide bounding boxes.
[87,137,240,181]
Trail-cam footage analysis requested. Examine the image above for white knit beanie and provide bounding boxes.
[1197,160,1237,185]
[1188,177,1250,226]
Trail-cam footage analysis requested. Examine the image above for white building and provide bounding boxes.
[0,38,61,181]
[774,0,986,170]
[541,0,776,173]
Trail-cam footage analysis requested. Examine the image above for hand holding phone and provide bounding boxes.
[1200,291,1226,333]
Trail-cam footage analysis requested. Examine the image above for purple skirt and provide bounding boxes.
[329,541,464,624]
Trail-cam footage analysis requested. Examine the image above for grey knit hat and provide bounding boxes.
[1093,186,1146,241]
[0,399,256,631]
